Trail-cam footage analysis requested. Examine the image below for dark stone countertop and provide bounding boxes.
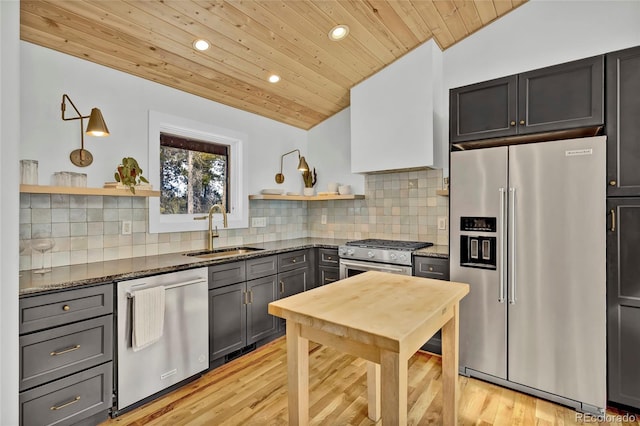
[19,238,347,297]
[20,238,449,297]
[413,244,449,259]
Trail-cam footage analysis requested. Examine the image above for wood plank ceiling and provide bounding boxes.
[20,0,526,130]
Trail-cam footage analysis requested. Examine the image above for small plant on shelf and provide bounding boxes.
[115,157,149,194]
[302,167,317,188]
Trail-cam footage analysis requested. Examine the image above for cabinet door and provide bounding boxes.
[278,268,307,299]
[318,267,339,286]
[607,198,640,409]
[607,46,640,197]
[246,276,278,344]
[412,257,450,356]
[518,55,603,135]
[209,283,246,361]
[450,75,518,143]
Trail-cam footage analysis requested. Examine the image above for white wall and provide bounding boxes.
[1,1,20,424]
[307,107,365,194]
[20,42,308,195]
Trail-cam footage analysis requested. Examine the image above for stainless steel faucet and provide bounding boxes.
[194,204,228,251]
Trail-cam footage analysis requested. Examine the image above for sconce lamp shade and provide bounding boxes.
[297,156,309,172]
[61,94,109,167]
[86,108,109,136]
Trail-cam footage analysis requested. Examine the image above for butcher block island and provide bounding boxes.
[268,271,469,426]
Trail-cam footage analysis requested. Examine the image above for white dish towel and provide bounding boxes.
[132,286,165,352]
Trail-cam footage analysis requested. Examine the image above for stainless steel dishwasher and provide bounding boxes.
[115,267,209,413]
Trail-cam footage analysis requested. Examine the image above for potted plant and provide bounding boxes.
[302,167,317,196]
[114,157,149,194]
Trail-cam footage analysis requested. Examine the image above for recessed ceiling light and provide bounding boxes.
[193,39,210,51]
[329,24,349,41]
[268,74,281,83]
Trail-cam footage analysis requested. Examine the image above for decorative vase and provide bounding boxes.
[303,187,315,196]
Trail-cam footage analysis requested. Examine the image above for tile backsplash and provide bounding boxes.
[19,169,448,270]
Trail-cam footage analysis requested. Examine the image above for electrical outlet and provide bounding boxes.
[122,220,132,235]
[251,217,266,228]
[321,214,327,224]
[437,216,447,230]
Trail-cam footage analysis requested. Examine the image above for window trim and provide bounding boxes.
[148,110,248,233]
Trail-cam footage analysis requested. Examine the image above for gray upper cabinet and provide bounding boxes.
[606,45,640,197]
[450,55,604,144]
[450,75,518,143]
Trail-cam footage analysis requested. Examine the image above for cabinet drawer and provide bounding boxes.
[19,362,112,426]
[20,284,113,334]
[20,315,113,391]
[318,248,339,267]
[246,255,277,281]
[278,249,310,272]
[209,261,246,289]
[413,257,449,280]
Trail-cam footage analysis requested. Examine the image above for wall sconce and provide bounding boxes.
[275,149,309,183]
[61,94,110,167]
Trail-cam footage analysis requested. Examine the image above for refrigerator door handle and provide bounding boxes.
[509,187,517,305]
[499,187,507,303]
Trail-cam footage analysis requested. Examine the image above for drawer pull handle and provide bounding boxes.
[50,345,80,356]
[280,281,285,293]
[62,305,70,311]
[428,266,434,271]
[326,256,332,260]
[248,290,253,304]
[292,259,297,263]
[50,396,80,411]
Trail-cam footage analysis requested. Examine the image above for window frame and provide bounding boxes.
[148,110,248,233]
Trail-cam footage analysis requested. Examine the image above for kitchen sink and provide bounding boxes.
[184,247,264,259]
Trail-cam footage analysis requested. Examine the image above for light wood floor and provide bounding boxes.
[102,337,639,425]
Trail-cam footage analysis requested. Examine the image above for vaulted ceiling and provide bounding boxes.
[20,0,526,130]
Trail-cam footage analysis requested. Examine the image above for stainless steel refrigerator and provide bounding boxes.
[450,136,606,414]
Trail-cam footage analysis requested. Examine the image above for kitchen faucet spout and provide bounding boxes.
[193,203,228,251]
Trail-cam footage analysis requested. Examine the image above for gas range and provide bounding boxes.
[338,239,433,266]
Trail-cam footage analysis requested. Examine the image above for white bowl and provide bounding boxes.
[338,185,351,195]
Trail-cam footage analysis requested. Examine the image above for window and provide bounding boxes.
[159,133,229,215]
[148,111,248,233]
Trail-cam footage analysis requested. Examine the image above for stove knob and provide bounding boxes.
[338,248,346,256]
[347,249,355,256]
[389,253,397,260]
[367,251,375,259]
[399,254,407,262]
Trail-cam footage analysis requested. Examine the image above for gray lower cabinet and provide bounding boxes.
[317,248,339,286]
[413,256,450,355]
[209,256,278,362]
[606,45,640,197]
[607,198,640,410]
[18,284,114,426]
[277,250,311,330]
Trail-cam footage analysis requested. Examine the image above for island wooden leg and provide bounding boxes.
[286,321,309,425]
[441,302,460,426]
[366,361,381,421]
[380,349,407,426]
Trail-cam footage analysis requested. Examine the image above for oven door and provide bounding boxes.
[339,258,412,279]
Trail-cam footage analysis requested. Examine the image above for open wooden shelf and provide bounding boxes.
[436,189,449,196]
[249,194,364,201]
[20,185,160,197]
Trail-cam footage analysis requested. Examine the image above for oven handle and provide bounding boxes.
[340,260,406,274]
